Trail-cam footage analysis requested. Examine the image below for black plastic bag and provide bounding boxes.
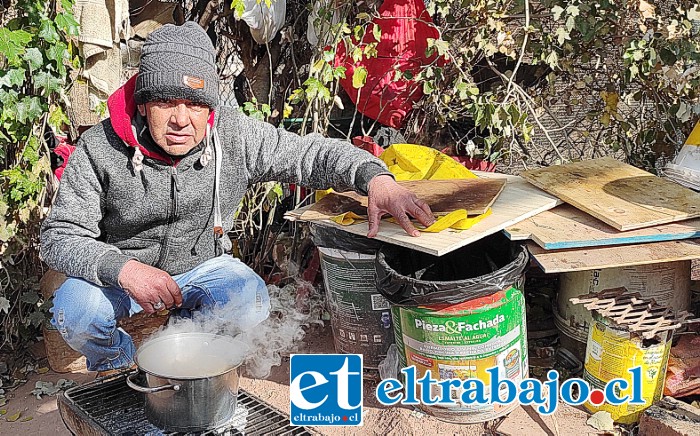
[375,233,528,306]
[310,223,383,255]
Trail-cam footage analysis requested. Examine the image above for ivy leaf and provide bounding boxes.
[16,96,45,124]
[231,0,245,16]
[28,311,47,327]
[61,0,74,12]
[48,105,70,131]
[302,77,325,101]
[351,46,363,62]
[545,51,559,68]
[565,15,576,32]
[372,24,381,43]
[352,66,368,88]
[310,59,325,74]
[0,221,17,242]
[38,20,60,44]
[428,38,450,57]
[0,297,9,314]
[45,42,68,76]
[23,48,44,71]
[20,291,40,305]
[287,88,304,104]
[566,5,580,17]
[0,69,26,88]
[353,25,364,41]
[0,28,32,65]
[555,27,570,45]
[55,13,80,37]
[552,5,565,20]
[34,71,64,95]
[322,49,335,63]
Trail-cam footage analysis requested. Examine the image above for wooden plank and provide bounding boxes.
[527,239,700,273]
[300,178,506,221]
[505,205,700,249]
[521,157,700,231]
[286,174,560,256]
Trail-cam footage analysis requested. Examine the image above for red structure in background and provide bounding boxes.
[335,0,445,129]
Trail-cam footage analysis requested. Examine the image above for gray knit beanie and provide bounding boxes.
[135,22,219,108]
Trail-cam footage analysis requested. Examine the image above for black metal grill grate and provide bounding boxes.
[59,372,314,436]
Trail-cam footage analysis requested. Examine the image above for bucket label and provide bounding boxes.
[583,320,672,424]
[393,287,528,418]
[319,252,394,369]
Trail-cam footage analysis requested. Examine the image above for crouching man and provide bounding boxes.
[40,22,434,374]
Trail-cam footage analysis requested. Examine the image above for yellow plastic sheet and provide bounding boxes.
[323,144,489,232]
[386,208,492,232]
[331,211,366,226]
[423,208,492,232]
[686,121,700,146]
[379,143,477,181]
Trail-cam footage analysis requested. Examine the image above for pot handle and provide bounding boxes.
[126,373,181,394]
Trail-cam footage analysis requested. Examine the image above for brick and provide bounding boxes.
[639,397,700,436]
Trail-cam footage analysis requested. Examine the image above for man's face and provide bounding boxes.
[138,99,211,156]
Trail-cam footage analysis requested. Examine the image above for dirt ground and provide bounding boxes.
[0,323,601,436]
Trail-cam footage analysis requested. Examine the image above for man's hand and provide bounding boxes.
[118,260,183,314]
[366,175,435,238]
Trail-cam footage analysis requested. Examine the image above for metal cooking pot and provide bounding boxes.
[126,332,248,432]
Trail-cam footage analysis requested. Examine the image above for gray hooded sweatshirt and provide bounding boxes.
[40,77,389,288]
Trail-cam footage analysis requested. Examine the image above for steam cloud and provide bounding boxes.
[142,279,324,379]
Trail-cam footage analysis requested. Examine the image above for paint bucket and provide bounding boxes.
[582,314,672,424]
[376,235,530,423]
[555,262,691,359]
[318,247,394,378]
[392,288,528,423]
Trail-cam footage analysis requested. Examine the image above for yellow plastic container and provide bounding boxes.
[582,315,672,424]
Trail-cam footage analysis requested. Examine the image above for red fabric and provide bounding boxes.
[352,135,384,157]
[53,142,76,180]
[107,74,217,165]
[335,0,444,128]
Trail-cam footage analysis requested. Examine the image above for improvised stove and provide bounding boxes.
[58,372,314,435]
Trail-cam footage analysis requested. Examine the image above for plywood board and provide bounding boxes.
[505,205,700,249]
[521,157,700,231]
[527,240,700,273]
[300,178,506,221]
[286,174,560,256]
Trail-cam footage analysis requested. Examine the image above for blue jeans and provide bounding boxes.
[51,255,270,371]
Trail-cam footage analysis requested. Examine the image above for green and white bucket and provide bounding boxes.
[376,236,530,423]
[392,287,528,423]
